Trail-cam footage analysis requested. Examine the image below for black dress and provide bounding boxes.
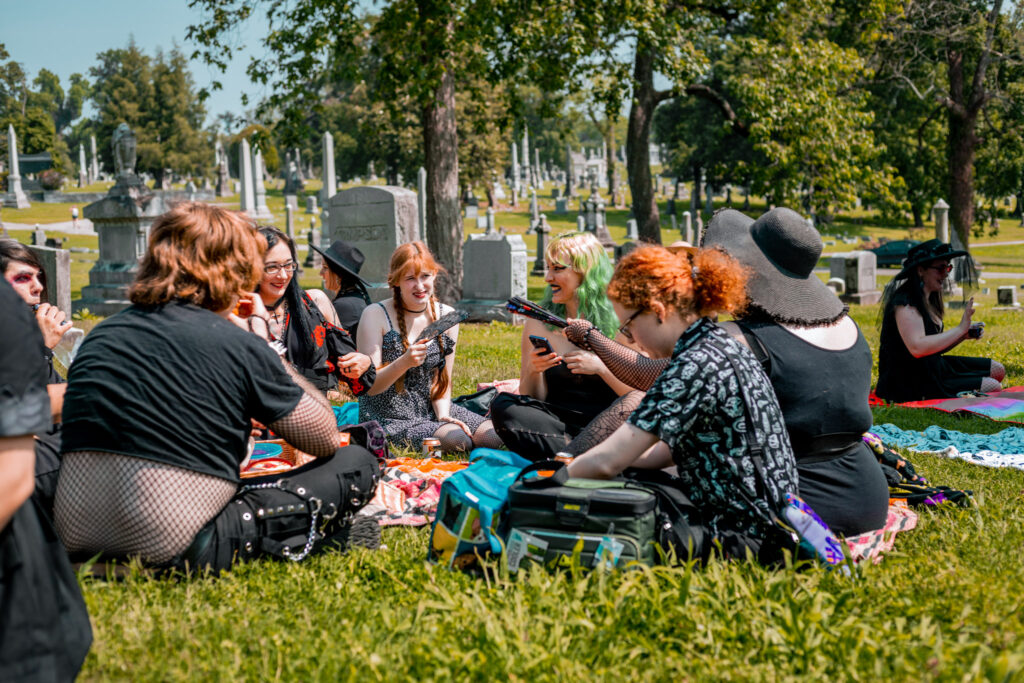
[491,356,619,461]
[331,287,370,341]
[736,320,889,537]
[876,290,992,402]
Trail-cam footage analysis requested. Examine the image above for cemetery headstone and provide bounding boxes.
[670,214,678,235]
[695,214,704,241]
[78,144,87,187]
[829,251,881,305]
[529,189,539,224]
[27,244,72,315]
[324,186,419,301]
[626,218,639,240]
[933,198,950,243]
[465,204,479,219]
[304,227,322,268]
[368,160,377,181]
[457,233,528,322]
[284,193,298,211]
[31,226,46,246]
[285,203,296,241]
[233,180,241,194]
[417,167,428,242]
[576,215,586,232]
[486,206,495,235]
[511,141,520,194]
[532,214,550,275]
[997,285,1019,307]
[238,138,256,215]
[4,124,30,208]
[306,196,318,215]
[185,180,197,200]
[555,197,568,214]
[90,135,99,182]
[682,211,693,244]
[666,198,675,217]
[615,241,639,262]
[321,132,337,205]
[77,124,166,316]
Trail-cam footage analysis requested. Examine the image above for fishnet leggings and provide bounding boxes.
[565,390,645,455]
[54,393,341,565]
[565,320,669,390]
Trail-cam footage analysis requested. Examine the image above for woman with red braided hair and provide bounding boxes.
[357,242,503,453]
[566,245,799,561]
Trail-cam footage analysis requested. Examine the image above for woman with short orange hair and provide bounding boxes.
[54,202,381,571]
[566,245,799,561]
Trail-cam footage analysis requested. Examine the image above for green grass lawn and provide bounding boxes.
[73,301,1024,680]
[8,197,1024,678]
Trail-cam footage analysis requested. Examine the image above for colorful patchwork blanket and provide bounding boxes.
[843,504,918,565]
[359,458,469,527]
[869,386,1024,425]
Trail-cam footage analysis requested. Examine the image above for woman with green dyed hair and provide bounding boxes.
[491,231,645,462]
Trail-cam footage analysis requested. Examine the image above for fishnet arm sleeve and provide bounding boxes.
[268,394,339,459]
[564,320,670,390]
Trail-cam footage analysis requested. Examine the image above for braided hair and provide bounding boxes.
[387,242,450,400]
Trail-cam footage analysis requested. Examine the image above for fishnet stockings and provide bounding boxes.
[269,393,340,458]
[472,420,505,449]
[565,320,669,390]
[54,451,236,564]
[565,390,645,456]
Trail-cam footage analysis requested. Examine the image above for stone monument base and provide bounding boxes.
[3,191,30,209]
[840,291,881,305]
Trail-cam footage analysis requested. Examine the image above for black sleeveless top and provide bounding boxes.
[736,319,888,537]
[876,288,991,402]
[543,358,619,424]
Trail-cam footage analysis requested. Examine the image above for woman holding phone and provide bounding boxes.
[490,231,642,462]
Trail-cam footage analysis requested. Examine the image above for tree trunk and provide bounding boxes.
[423,68,462,302]
[692,163,702,213]
[626,47,662,244]
[946,50,978,250]
[912,204,924,228]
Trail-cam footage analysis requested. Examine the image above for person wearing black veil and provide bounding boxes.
[876,239,1004,402]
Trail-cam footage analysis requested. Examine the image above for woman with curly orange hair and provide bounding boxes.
[566,245,798,561]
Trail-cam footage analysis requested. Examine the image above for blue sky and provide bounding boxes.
[3,0,270,125]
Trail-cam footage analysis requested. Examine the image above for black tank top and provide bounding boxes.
[543,358,619,423]
[737,320,873,460]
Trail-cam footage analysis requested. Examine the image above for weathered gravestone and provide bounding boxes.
[77,124,166,316]
[27,244,72,315]
[325,186,419,301]
[554,197,568,214]
[457,233,527,322]
[4,124,30,208]
[625,219,639,240]
[829,251,881,305]
[285,203,295,241]
[615,241,639,262]
[997,285,1020,308]
[306,196,318,215]
[31,226,46,246]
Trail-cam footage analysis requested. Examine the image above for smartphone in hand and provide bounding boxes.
[529,334,556,356]
[968,322,985,339]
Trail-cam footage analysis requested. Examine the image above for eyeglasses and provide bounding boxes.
[618,309,644,342]
[928,263,953,274]
[264,261,298,276]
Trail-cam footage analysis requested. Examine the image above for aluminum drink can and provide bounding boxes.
[422,438,442,457]
[554,452,574,465]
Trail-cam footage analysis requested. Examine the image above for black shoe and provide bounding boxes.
[322,514,381,553]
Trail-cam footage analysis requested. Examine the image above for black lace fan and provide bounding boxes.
[415,309,470,342]
[505,296,568,328]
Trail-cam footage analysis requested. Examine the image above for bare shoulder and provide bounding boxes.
[717,320,748,347]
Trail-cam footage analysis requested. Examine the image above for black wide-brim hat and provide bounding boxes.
[893,239,969,280]
[702,207,845,325]
[310,239,369,287]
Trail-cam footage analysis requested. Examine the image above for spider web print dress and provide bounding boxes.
[358,303,485,449]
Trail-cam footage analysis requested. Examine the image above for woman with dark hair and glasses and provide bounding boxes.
[248,226,374,396]
[876,239,1004,402]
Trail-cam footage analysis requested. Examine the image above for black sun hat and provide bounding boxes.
[310,239,369,287]
[702,207,845,325]
[893,239,969,280]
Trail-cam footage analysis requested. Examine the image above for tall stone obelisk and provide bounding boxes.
[252,145,273,220]
[321,132,337,206]
[4,125,30,208]
[239,138,256,216]
[90,135,99,182]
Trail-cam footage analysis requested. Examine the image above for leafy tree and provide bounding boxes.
[90,42,209,185]
[189,0,523,300]
[872,0,1024,247]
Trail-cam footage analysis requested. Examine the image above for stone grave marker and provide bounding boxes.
[324,186,419,301]
[532,214,550,275]
[321,132,337,205]
[77,124,166,316]
[829,251,880,305]
[457,232,528,322]
[31,226,46,246]
[615,241,638,262]
[238,138,256,216]
[997,285,1019,307]
[682,211,693,244]
[304,227,323,268]
[625,218,639,240]
[306,196,317,214]
[285,203,295,241]
[284,193,298,211]
[4,124,30,208]
[555,197,568,214]
[576,215,586,231]
[486,207,495,235]
[27,244,72,315]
